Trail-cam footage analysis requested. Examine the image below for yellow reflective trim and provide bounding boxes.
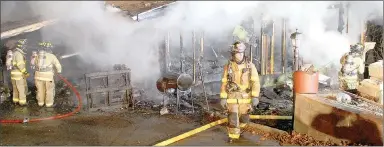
[222,78,228,83]
[38,103,44,106]
[11,77,22,80]
[251,91,259,97]
[228,133,240,139]
[11,72,22,75]
[227,98,251,104]
[20,68,26,73]
[240,123,247,128]
[46,104,54,107]
[220,92,228,98]
[35,77,53,81]
[13,99,19,102]
[19,100,27,105]
[36,72,54,75]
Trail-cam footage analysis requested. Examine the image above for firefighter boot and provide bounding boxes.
[228,138,234,143]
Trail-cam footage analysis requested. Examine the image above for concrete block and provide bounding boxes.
[294,93,383,145]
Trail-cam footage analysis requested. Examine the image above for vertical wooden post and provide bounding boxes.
[282,19,287,74]
[270,21,275,74]
[180,32,185,73]
[360,20,367,45]
[192,30,196,84]
[260,34,265,75]
[165,32,170,72]
[260,14,264,75]
[265,36,270,75]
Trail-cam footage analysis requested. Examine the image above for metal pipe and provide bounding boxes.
[293,29,299,71]
[192,30,196,84]
[270,21,275,74]
[282,19,287,73]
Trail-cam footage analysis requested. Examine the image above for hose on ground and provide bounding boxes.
[153,115,292,146]
[0,74,82,124]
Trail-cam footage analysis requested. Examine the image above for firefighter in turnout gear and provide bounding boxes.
[5,39,29,106]
[220,41,261,143]
[339,43,365,93]
[32,41,62,107]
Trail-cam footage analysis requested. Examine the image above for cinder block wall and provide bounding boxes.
[294,94,383,145]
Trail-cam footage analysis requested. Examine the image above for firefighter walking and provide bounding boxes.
[339,43,365,93]
[5,39,29,106]
[32,41,62,108]
[220,41,260,143]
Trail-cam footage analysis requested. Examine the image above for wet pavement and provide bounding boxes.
[0,105,279,146]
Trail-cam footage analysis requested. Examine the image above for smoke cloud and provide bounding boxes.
[2,1,383,94]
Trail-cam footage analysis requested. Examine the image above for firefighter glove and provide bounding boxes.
[220,99,227,109]
[251,97,259,107]
[23,72,30,78]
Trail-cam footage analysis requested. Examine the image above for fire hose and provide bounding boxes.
[0,74,82,124]
[153,115,292,146]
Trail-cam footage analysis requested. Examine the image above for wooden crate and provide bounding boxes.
[84,69,134,111]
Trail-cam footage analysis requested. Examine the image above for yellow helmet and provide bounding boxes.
[38,41,53,52]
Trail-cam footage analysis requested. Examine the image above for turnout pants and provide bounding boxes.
[339,76,359,91]
[227,102,251,139]
[35,79,55,107]
[11,78,27,105]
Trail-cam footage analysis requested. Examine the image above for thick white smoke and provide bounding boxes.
[3,1,382,93]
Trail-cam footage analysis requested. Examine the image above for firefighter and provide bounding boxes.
[5,39,29,106]
[339,43,364,92]
[32,41,62,108]
[220,41,260,143]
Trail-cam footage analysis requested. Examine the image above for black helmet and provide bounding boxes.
[16,39,28,52]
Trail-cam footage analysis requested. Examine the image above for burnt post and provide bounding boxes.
[270,20,275,74]
[281,19,287,73]
[180,32,185,73]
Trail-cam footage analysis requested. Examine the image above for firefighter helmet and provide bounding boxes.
[230,41,246,53]
[16,39,28,52]
[350,43,363,54]
[38,41,54,53]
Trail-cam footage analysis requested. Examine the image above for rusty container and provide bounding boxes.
[156,74,178,93]
[293,71,319,94]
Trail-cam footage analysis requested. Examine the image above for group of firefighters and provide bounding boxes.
[1,23,366,143]
[5,39,62,110]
